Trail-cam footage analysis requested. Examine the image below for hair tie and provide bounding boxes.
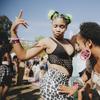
[48,10,59,20]
[64,14,72,24]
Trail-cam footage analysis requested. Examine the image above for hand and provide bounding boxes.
[58,84,78,96]
[58,84,71,94]
[78,87,84,100]
[11,10,28,33]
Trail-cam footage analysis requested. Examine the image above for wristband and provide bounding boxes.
[10,38,20,44]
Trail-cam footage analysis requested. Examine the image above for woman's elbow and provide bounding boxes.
[17,52,27,60]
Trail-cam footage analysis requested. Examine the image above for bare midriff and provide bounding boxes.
[47,62,69,76]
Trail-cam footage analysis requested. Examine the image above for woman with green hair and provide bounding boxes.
[10,10,74,100]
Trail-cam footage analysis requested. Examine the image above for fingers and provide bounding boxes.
[22,23,29,28]
[58,84,66,88]
[18,20,28,28]
[16,10,29,28]
[58,90,67,94]
[17,9,23,19]
[59,85,70,91]
[68,92,73,97]
[58,85,68,94]
[11,10,29,33]
[15,16,29,29]
[58,85,64,91]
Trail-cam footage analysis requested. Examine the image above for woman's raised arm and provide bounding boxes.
[10,10,46,60]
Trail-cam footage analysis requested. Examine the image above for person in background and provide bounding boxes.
[58,22,100,100]
[0,16,12,100]
[12,55,19,85]
[39,55,48,80]
[76,22,100,100]
[10,10,75,99]
[69,35,86,86]
[32,59,40,82]
[23,61,31,81]
[17,60,25,85]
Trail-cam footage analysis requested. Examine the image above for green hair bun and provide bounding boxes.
[48,10,55,19]
[48,10,59,20]
[65,14,72,23]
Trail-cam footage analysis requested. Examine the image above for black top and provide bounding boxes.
[48,37,74,77]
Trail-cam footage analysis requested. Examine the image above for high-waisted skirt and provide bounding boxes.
[40,67,73,100]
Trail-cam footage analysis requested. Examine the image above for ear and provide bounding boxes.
[86,39,92,48]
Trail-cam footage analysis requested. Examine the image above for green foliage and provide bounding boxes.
[35,35,44,42]
[34,35,47,57]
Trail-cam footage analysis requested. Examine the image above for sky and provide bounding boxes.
[0,0,100,42]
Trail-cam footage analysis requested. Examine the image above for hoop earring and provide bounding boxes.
[80,48,91,60]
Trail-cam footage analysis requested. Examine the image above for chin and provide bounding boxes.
[54,35,60,39]
[54,34,60,37]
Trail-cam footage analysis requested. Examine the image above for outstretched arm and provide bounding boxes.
[11,10,46,60]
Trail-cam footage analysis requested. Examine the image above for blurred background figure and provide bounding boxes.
[0,16,12,100]
[12,55,19,85]
[31,58,40,82]
[17,60,25,85]
[39,55,48,80]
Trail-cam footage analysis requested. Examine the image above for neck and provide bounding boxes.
[53,36,64,42]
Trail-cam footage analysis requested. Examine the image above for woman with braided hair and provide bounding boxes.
[58,22,100,100]
[0,16,13,100]
[10,10,75,100]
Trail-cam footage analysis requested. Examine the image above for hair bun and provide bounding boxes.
[64,14,72,24]
[48,10,59,20]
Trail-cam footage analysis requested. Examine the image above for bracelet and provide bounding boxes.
[12,39,20,44]
[10,38,20,44]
